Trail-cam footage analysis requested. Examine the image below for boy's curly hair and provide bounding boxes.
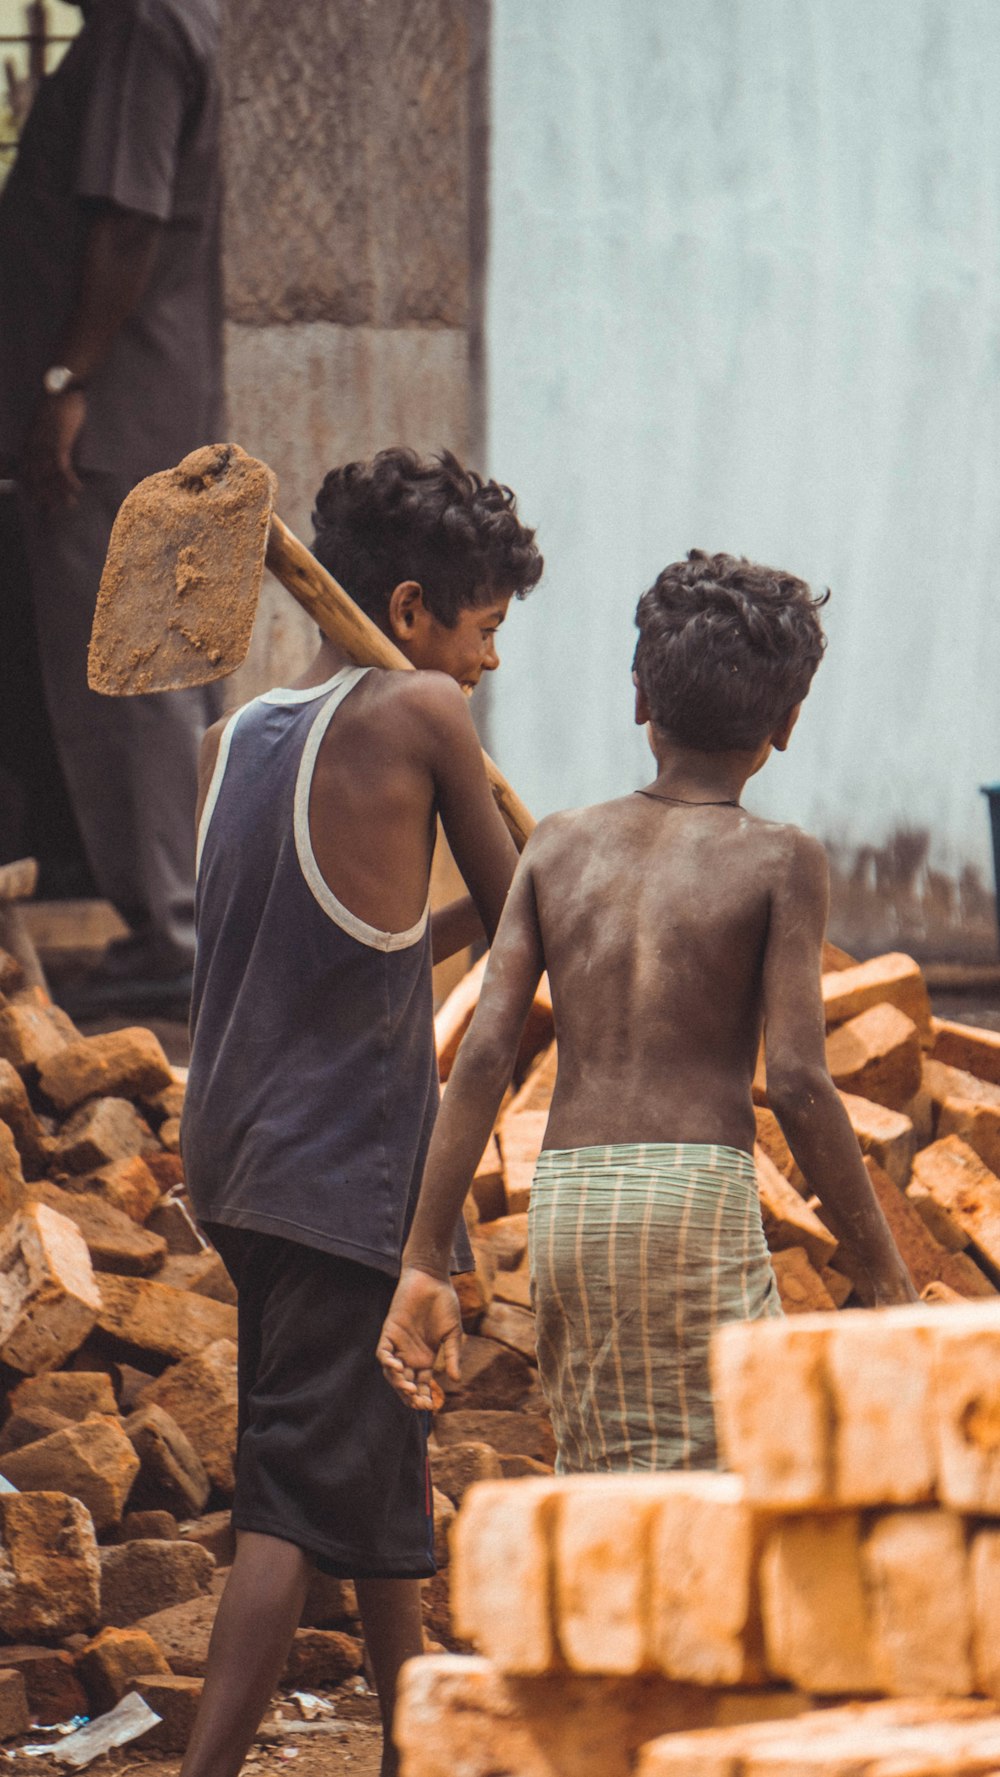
[311,447,543,628]
[633,550,829,750]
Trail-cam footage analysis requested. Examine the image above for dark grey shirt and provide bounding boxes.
[0,0,223,478]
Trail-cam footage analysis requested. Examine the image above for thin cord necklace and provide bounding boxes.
[635,788,741,808]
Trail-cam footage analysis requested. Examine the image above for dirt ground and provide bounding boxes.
[0,1693,386,1777]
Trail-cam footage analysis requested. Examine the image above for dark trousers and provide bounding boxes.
[17,469,223,966]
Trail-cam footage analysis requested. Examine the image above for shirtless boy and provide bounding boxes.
[378,548,916,1474]
[178,448,542,1777]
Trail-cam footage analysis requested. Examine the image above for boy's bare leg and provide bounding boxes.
[180,1530,314,1777]
[355,1577,424,1777]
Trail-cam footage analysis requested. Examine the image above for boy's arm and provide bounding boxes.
[420,676,521,946]
[430,896,485,964]
[195,720,226,829]
[762,832,917,1307]
[378,845,546,1405]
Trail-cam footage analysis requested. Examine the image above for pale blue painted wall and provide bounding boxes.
[486,0,1000,880]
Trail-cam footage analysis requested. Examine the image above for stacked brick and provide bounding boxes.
[0,957,368,1748]
[396,1300,1000,1775]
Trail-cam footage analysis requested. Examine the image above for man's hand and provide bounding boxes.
[376,1265,463,1410]
[22,392,86,508]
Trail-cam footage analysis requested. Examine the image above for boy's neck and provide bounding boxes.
[290,636,362,689]
[643,739,763,807]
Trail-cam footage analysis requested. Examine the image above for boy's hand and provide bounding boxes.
[377,1265,463,1410]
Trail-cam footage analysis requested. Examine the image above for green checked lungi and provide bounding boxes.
[528,1142,782,1474]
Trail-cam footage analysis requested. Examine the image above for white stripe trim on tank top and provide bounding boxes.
[195,703,250,877]
[258,666,356,707]
[196,671,355,875]
[293,665,431,953]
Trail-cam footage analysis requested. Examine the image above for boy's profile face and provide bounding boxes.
[390,584,511,694]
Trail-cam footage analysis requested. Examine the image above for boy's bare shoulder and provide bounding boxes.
[740,812,828,895]
[364,667,474,735]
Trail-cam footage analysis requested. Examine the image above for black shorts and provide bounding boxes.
[208,1225,435,1580]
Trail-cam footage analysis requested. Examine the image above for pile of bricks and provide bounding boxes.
[0,954,370,1750]
[1,927,1000,1758]
[395,1298,1000,1775]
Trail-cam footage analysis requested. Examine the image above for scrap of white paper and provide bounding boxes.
[50,1695,161,1767]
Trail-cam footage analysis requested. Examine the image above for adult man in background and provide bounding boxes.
[0,0,224,1010]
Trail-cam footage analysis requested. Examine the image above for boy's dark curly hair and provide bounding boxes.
[633,549,829,751]
[311,447,543,628]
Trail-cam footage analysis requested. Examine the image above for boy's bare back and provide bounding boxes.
[526,795,818,1154]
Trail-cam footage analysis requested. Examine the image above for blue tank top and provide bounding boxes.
[182,666,469,1277]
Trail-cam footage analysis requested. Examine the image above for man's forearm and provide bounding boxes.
[57,205,162,380]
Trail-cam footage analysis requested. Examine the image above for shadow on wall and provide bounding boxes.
[827,829,997,965]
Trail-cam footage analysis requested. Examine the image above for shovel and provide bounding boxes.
[87,442,534,848]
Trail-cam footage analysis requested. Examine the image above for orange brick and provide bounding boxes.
[931,1017,1000,1086]
[821,951,932,1033]
[839,1092,916,1185]
[756,1149,838,1270]
[753,1106,806,1193]
[760,1513,878,1694]
[911,1137,1000,1280]
[769,1246,838,1313]
[825,1003,922,1110]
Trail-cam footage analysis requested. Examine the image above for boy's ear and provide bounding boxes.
[633,672,651,727]
[771,702,802,752]
[388,581,427,641]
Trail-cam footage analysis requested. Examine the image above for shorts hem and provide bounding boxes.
[230,1511,436,1581]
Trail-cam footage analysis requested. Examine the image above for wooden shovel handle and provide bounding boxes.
[265,516,535,851]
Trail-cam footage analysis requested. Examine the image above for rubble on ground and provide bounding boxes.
[0,939,998,1767]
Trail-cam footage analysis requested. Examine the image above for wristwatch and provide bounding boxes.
[42,365,85,396]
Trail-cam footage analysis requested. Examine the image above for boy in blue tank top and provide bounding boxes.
[179,448,542,1777]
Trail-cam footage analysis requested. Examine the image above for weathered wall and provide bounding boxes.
[220,0,486,697]
[485,0,1000,958]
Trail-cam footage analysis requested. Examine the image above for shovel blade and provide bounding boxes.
[88,442,277,695]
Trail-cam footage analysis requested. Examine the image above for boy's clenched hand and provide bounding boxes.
[377,1266,463,1410]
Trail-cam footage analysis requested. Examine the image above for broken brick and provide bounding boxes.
[130,1673,203,1752]
[31,1177,166,1274]
[138,1338,238,1496]
[0,1060,47,1177]
[0,1646,87,1725]
[0,1119,26,1224]
[78,1625,171,1713]
[825,1002,922,1111]
[0,997,71,1073]
[0,1201,100,1373]
[50,1098,157,1175]
[99,1538,214,1628]
[0,1669,29,1743]
[124,1402,210,1518]
[38,1028,173,1114]
[429,1441,503,1505]
[0,1491,101,1640]
[0,1412,139,1534]
[95,1273,237,1364]
[433,1409,554,1466]
[8,1368,118,1425]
